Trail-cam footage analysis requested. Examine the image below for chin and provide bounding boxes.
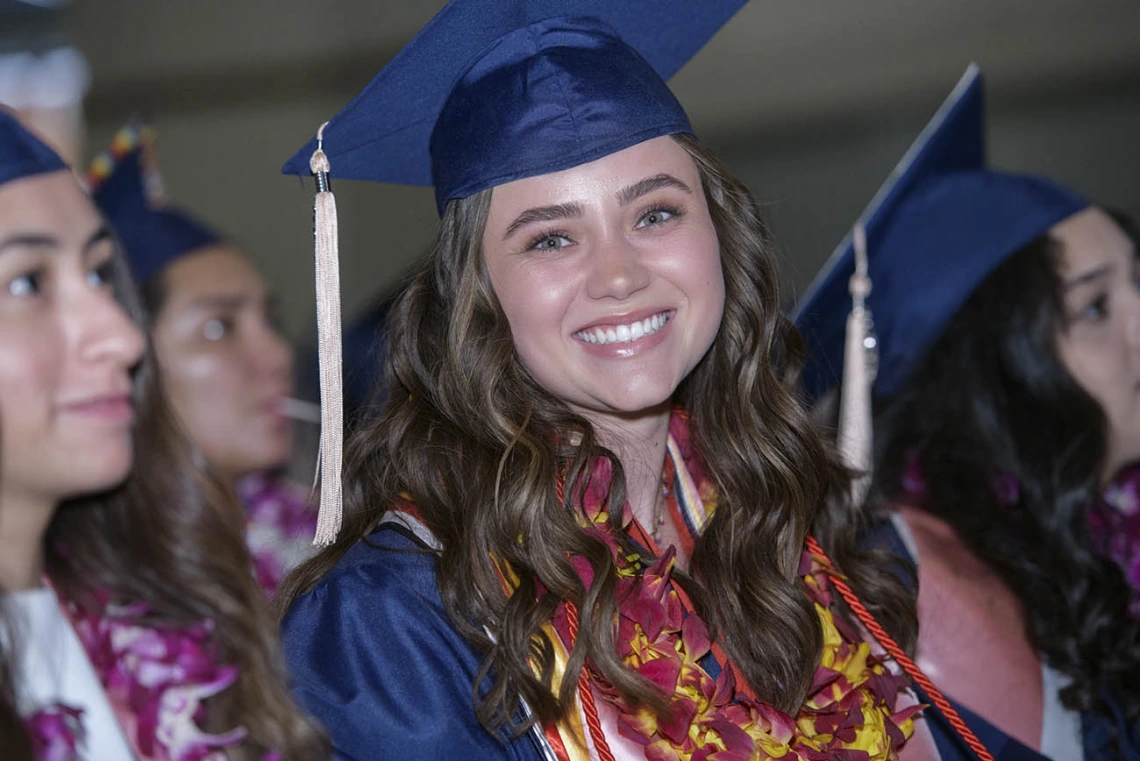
[62,458,134,498]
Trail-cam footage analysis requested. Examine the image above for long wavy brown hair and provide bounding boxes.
[279,134,916,732]
[0,217,327,758]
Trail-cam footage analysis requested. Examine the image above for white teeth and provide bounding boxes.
[576,312,670,346]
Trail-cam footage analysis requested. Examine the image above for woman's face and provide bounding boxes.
[0,171,145,504]
[152,245,294,482]
[482,136,725,423]
[1054,207,1140,479]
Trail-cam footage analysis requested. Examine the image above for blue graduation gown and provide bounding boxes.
[281,522,547,761]
[867,520,1140,761]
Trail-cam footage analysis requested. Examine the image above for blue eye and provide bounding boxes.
[635,206,681,229]
[7,271,43,297]
[528,232,572,251]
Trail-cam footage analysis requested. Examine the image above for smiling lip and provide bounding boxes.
[573,308,675,358]
[60,393,134,423]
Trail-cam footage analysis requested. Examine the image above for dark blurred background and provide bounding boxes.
[9,0,1140,342]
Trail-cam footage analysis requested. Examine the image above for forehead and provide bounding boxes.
[1053,207,1135,274]
[0,170,102,242]
[161,245,267,304]
[487,135,699,212]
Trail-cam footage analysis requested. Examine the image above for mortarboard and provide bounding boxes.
[793,64,1089,405]
[792,64,1089,503]
[0,107,68,186]
[88,121,222,285]
[283,0,747,213]
[283,0,748,544]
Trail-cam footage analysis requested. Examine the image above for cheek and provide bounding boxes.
[0,335,59,455]
[491,263,575,348]
[1062,337,1133,416]
[159,345,248,420]
[671,226,726,328]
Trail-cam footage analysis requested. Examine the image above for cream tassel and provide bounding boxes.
[837,222,877,505]
[309,122,344,546]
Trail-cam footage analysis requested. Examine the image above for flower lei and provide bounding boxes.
[562,413,918,760]
[1087,462,1140,619]
[902,452,1140,620]
[238,472,318,597]
[23,593,277,761]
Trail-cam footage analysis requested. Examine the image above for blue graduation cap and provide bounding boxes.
[283,0,747,213]
[0,107,68,186]
[88,122,221,285]
[283,0,747,545]
[793,64,1089,404]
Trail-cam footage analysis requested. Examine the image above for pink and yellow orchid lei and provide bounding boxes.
[23,594,279,761]
[560,413,919,761]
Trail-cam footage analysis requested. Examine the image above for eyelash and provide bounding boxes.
[636,204,684,228]
[523,205,685,252]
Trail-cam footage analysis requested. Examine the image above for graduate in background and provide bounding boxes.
[0,111,325,760]
[795,65,1140,761]
[88,122,316,596]
[272,1,968,759]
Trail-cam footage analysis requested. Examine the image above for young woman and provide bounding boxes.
[88,123,316,595]
[278,3,934,760]
[796,66,1140,760]
[0,110,326,759]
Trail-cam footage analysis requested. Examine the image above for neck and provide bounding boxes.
[588,403,673,530]
[0,490,56,591]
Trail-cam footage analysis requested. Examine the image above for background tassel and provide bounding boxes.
[309,123,344,546]
[838,222,877,505]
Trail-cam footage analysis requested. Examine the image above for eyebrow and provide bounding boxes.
[502,202,583,240]
[0,225,112,256]
[500,173,693,241]
[1064,263,1115,292]
[186,294,253,313]
[616,173,692,207]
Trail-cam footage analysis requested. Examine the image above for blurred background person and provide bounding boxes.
[795,66,1140,761]
[0,108,326,761]
[88,121,316,596]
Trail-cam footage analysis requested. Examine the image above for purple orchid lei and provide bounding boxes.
[1087,462,1140,619]
[238,472,317,597]
[902,453,1140,619]
[24,704,84,761]
[23,595,278,761]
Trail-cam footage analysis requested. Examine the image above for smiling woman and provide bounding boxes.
[274,3,928,760]
[0,111,326,759]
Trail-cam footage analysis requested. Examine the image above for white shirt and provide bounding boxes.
[8,587,135,760]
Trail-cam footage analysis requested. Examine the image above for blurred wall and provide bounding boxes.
[54,0,1140,343]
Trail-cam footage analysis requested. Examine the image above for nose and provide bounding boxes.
[1128,307,1140,351]
[585,233,651,302]
[77,289,146,370]
[253,319,295,383]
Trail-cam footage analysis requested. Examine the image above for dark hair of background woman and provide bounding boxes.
[871,211,1140,724]
[0,234,327,759]
[278,133,917,734]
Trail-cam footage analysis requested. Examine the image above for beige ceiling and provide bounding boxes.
[75,0,1140,137]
